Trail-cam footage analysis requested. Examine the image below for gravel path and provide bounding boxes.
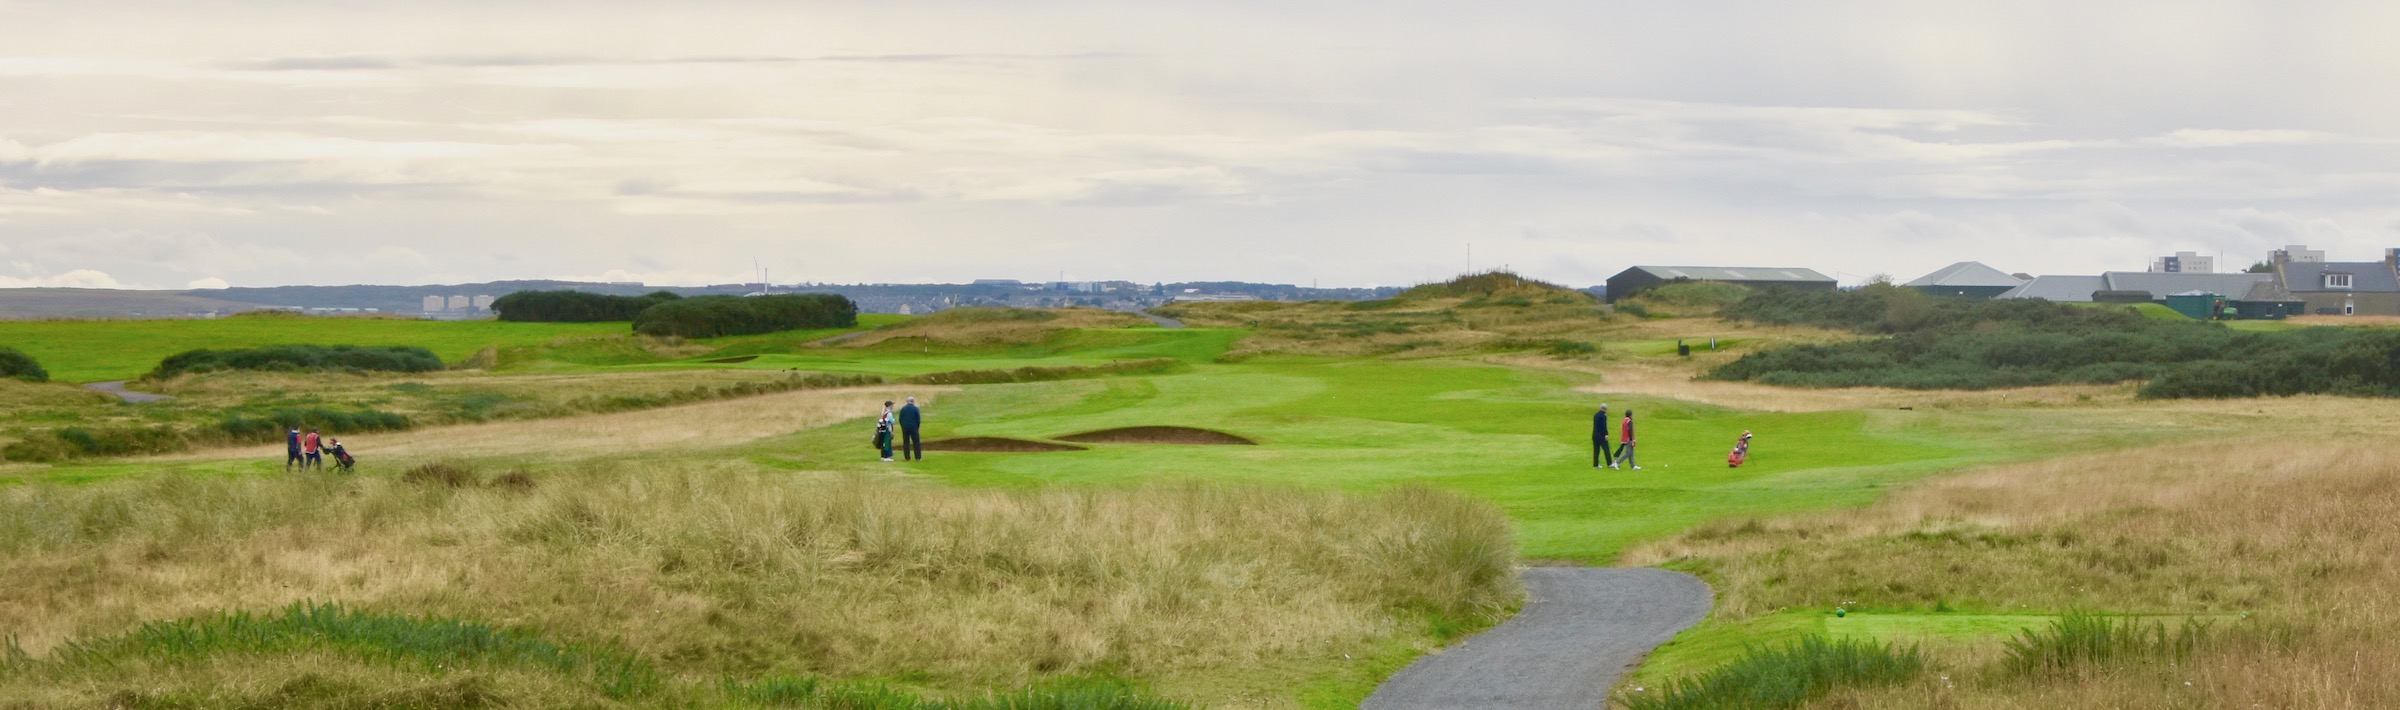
[1137,310,1184,328]
[1363,567,1712,710]
[85,381,173,403]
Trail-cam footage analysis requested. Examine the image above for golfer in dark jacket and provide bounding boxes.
[286,428,303,471]
[897,396,924,461]
[1591,405,1611,468]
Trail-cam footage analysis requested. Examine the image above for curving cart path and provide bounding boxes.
[1363,567,1712,710]
[85,381,174,403]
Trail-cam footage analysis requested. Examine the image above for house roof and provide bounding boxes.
[1905,262,2028,288]
[2098,272,2273,301]
[2282,262,2400,293]
[1996,275,2107,301]
[1619,266,1833,283]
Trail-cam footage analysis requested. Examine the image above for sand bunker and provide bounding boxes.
[1054,426,1257,446]
[919,437,1088,453]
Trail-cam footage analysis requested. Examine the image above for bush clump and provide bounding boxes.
[632,294,858,339]
[150,345,445,379]
[1,425,188,462]
[1620,636,1924,710]
[0,347,46,382]
[490,290,682,322]
[1708,285,2400,398]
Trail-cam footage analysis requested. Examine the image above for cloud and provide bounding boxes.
[0,268,128,288]
[186,276,231,289]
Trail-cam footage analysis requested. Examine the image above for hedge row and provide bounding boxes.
[632,294,858,339]
[490,290,682,322]
[149,345,446,379]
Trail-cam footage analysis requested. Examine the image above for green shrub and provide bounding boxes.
[150,345,445,379]
[2001,612,2210,676]
[1619,635,1924,710]
[1633,281,1754,310]
[1615,302,1651,319]
[491,290,681,322]
[0,347,46,382]
[632,294,858,339]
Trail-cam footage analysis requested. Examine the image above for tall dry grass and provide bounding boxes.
[1627,441,2400,708]
[0,463,1517,705]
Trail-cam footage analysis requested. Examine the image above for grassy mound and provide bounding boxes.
[1397,271,1592,303]
[0,464,1515,705]
[839,307,1153,351]
[1055,427,1257,446]
[920,436,1088,452]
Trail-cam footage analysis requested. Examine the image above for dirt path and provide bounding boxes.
[1363,567,1711,710]
[155,385,950,463]
[84,381,173,403]
[1137,310,1184,328]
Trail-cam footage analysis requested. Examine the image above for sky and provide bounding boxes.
[3,1,2398,290]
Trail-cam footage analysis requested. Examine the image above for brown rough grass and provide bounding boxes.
[0,466,1519,706]
[1627,440,2400,708]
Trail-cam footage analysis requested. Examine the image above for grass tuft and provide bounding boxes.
[2000,612,2210,677]
[1620,636,1923,710]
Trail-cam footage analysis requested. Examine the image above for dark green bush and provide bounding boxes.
[150,345,445,379]
[490,290,681,322]
[632,294,859,339]
[0,347,45,382]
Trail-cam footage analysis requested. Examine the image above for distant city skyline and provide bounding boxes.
[4,1,2398,290]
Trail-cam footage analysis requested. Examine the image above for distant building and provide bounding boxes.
[1903,262,2029,299]
[2271,245,2326,265]
[422,295,446,312]
[1604,266,1836,303]
[1998,272,2271,303]
[2270,247,2400,316]
[447,295,471,311]
[2149,251,2215,274]
[472,295,496,310]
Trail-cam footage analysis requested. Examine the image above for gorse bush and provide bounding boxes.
[1709,286,2400,398]
[1620,636,1924,710]
[150,345,445,379]
[0,347,46,382]
[491,289,682,322]
[632,294,858,338]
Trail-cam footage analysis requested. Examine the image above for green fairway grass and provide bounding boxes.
[0,317,624,382]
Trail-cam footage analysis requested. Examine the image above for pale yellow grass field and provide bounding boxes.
[155,385,947,462]
[0,466,1517,707]
[1628,440,2400,709]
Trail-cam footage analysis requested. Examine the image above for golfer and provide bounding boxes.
[285,427,303,471]
[1591,404,1611,469]
[898,396,923,461]
[1611,410,1641,471]
[302,428,323,471]
[876,401,897,462]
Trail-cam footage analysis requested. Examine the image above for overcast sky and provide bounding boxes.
[3,1,2398,289]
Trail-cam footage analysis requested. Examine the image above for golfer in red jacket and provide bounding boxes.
[1610,410,1641,471]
